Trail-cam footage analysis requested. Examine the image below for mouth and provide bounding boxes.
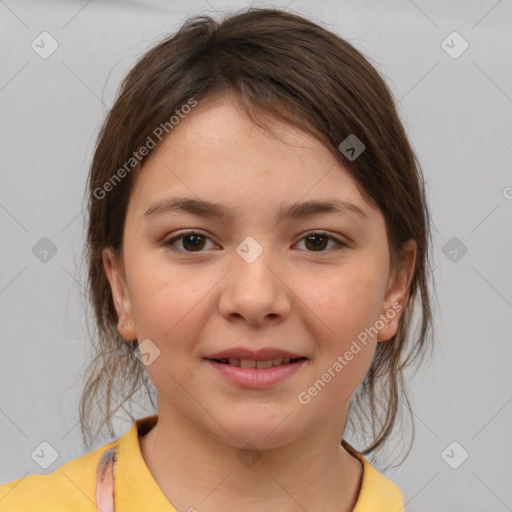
[205,357,307,388]
[207,357,307,369]
[203,347,309,387]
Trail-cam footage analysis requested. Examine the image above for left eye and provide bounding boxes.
[296,232,346,252]
[164,231,346,253]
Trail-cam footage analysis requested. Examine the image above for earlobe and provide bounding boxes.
[102,247,137,340]
[377,239,417,342]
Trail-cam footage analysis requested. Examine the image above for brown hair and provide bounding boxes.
[78,6,436,468]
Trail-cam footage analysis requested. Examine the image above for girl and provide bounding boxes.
[0,6,435,511]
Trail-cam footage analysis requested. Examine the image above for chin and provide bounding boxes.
[211,410,303,450]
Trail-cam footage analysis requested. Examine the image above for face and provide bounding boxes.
[103,95,416,450]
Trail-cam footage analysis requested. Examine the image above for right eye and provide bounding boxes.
[164,230,218,252]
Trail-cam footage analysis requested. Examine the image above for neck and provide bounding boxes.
[138,405,363,512]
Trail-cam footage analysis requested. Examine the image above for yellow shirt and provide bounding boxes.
[0,414,404,511]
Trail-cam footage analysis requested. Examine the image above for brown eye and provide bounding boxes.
[297,232,346,252]
[165,231,215,252]
[165,230,346,254]
[304,234,328,251]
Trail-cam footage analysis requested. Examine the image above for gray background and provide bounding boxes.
[1,0,511,510]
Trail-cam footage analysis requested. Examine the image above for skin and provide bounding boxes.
[103,94,416,512]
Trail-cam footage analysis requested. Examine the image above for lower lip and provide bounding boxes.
[205,359,307,388]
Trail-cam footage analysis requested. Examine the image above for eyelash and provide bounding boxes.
[164,230,348,254]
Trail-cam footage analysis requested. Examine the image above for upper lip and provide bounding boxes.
[205,347,306,361]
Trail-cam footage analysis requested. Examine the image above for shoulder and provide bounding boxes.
[342,442,405,512]
[0,440,116,511]
[356,457,405,509]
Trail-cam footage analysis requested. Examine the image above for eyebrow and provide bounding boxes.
[144,197,369,222]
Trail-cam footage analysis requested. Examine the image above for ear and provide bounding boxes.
[377,239,417,342]
[102,247,137,341]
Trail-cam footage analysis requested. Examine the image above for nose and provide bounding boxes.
[217,242,291,326]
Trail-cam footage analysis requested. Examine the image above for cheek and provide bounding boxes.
[298,262,387,341]
[294,271,384,407]
[127,267,214,393]
[125,248,219,355]
[131,274,207,339]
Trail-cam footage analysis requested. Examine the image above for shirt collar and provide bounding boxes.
[114,414,403,511]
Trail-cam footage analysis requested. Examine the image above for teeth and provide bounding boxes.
[216,357,298,367]
[256,359,273,369]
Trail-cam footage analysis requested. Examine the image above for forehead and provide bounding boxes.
[127,96,377,222]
